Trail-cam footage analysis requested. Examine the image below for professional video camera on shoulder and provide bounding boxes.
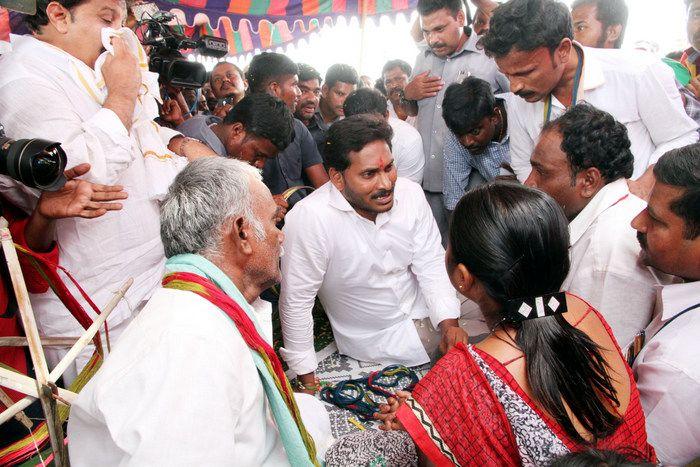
[133,3,228,89]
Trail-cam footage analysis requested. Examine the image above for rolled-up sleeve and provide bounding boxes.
[278,205,329,375]
[0,78,134,185]
[408,185,460,327]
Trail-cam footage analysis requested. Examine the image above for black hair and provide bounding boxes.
[571,0,628,48]
[381,59,412,78]
[374,78,387,96]
[417,0,463,16]
[442,77,496,137]
[653,144,700,239]
[25,0,90,32]
[450,182,622,444]
[210,61,244,87]
[245,52,298,93]
[342,88,388,118]
[542,103,633,184]
[324,64,359,90]
[481,0,573,58]
[223,93,294,151]
[297,63,322,84]
[324,114,393,172]
[549,448,656,466]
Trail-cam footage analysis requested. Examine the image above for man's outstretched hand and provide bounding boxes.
[36,163,128,220]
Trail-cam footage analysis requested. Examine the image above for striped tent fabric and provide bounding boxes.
[0,0,415,54]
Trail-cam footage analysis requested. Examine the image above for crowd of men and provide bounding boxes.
[0,0,698,464]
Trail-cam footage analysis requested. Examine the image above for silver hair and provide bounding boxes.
[160,157,266,259]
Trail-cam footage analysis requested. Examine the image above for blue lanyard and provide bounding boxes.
[543,46,585,124]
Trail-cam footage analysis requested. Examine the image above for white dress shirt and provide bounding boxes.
[68,288,290,466]
[388,117,425,184]
[633,281,700,466]
[563,179,656,350]
[388,101,417,127]
[279,179,460,375]
[0,35,185,339]
[508,46,699,182]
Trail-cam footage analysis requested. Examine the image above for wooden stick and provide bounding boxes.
[0,387,32,429]
[0,366,76,404]
[0,337,79,347]
[0,278,133,427]
[49,278,131,381]
[0,221,67,465]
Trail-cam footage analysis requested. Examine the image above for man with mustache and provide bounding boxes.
[279,115,464,394]
[524,103,659,350]
[209,61,248,118]
[441,76,512,213]
[397,0,509,244]
[381,59,416,126]
[317,64,359,131]
[294,63,326,153]
[481,0,698,200]
[631,145,700,465]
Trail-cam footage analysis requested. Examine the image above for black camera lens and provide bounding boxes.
[0,137,67,191]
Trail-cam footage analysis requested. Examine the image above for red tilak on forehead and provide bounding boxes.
[378,155,388,171]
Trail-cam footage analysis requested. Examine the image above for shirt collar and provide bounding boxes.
[550,44,605,110]
[568,178,630,245]
[658,280,700,321]
[311,111,330,130]
[12,34,90,75]
[579,45,605,92]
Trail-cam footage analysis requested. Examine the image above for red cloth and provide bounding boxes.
[396,303,656,466]
[681,47,699,78]
[0,202,59,404]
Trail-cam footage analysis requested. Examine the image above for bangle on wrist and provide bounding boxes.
[292,377,321,393]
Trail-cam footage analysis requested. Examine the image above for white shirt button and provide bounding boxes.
[430,154,436,159]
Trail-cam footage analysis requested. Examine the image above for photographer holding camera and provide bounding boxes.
[0,0,215,383]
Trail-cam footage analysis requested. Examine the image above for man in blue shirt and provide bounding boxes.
[442,77,511,212]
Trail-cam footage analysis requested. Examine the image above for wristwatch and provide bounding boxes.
[397,89,415,106]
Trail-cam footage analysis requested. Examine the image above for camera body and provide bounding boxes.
[137,9,228,89]
[0,123,67,191]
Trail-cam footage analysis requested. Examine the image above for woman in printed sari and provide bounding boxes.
[393,182,657,465]
[326,182,657,466]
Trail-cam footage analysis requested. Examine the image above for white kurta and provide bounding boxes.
[0,36,185,343]
[388,117,425,184]
[68,288,290,466]
[633,281,700,466]
[563,179,658,350]
[279,178,460,375]
[508,45,699,182]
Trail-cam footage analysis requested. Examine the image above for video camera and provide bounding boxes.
[133,3,228,89]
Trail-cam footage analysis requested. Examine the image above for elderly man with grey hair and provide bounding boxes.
[67,158,332,466]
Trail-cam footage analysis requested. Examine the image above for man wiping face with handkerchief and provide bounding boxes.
[0,0,218,384]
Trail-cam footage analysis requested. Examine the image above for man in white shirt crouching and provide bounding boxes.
[525,103,658,350]
[69,158,332,466]
[279,114,463,393]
